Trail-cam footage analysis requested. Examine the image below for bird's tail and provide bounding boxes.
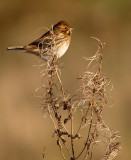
[7,46,25,50]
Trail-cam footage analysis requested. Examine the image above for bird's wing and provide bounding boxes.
[24,30,54,52]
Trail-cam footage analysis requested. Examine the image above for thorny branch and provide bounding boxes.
[35,38,120,160]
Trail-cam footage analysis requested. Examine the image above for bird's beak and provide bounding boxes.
[69,27,73,35]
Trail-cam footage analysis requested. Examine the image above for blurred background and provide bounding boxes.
[0,0,131,159]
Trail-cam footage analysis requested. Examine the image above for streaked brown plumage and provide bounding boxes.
[7,21,72,60]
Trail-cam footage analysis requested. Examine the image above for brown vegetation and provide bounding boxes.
[34,38,120,160]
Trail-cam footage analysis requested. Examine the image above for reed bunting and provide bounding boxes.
[7,21,72,60]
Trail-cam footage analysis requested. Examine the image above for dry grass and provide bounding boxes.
[34,38,121,160]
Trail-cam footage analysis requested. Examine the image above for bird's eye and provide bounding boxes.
[65,27,67,30]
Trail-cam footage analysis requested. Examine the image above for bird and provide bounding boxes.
[7,21,73,60]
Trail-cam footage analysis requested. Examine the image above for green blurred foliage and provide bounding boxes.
[0,0,131,159]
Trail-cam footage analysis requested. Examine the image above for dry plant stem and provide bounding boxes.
[46,55,72,159]
[55,67,66,101]
[47,104,57,130]
[46,56,77,160]
[39,38,120,160]
[51,56,69,133]
[76,101,93,159]
[76,40,104,159]
[47,103,67,159]
[75,104,90,136]
[71,114,75,159]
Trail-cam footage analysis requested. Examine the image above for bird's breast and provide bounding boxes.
[56,41,70,58]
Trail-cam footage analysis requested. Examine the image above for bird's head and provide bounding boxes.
[53,21,73,36]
